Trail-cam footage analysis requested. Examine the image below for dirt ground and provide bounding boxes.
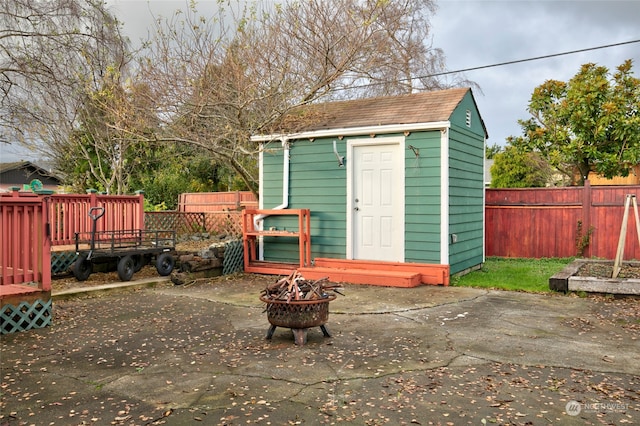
[52,239,218,292]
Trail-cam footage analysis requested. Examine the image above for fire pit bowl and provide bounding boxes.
[260,294,336,328]
[260,294,336,345]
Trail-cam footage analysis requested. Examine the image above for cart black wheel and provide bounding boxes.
[117,255,135,281]
[132,254,145,272]
[156,253,175,276]
[73,255,93,281]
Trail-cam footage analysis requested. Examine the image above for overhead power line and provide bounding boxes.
[334,39,640,93]
[429,38,640,78]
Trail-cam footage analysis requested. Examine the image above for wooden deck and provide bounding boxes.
[287,258,449,288]
[299,266,422,287]
[0,284,41,298]
[246,256,450,288]
[240,209,450,287]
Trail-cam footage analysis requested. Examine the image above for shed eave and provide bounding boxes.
[250,121,451,143]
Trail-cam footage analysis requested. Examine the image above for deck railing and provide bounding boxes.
[0,190,51,291]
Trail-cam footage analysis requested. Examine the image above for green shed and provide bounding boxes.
[249,87,487,284]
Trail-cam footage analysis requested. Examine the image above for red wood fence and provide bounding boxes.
[178,191,257,212]
[48,191,144,246]
[0,190,51,293]
[486,181,640,260]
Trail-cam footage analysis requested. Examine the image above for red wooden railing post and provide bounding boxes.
[88,189,97,208]
[40,196,51,292]
[136,190,145,230]
[87,189,100,234]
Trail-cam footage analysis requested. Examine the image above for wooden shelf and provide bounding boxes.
[244,231,299,237]
[242,209,311,275]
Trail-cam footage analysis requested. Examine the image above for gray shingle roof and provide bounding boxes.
[0,161,30,174]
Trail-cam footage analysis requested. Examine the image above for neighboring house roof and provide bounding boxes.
[259,87,487,139]
[1,160,54,176]
[0,161,61,187]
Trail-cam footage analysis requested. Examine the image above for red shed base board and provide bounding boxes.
[298,258,450,288]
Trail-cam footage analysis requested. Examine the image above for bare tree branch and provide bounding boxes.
[129,0,463,195]
[0,0,138,193]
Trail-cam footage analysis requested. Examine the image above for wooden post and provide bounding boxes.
[612,194,640,278]
[634,196,640,255]
[135,190,145,230]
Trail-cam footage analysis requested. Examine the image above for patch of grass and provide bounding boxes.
[452,257,573,293]
[88,381,105,390]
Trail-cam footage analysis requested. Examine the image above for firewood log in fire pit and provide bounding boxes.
[260,270,344,302]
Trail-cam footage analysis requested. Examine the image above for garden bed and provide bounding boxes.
[549,259,640,295]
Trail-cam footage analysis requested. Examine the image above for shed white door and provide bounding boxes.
[351,141,404,262]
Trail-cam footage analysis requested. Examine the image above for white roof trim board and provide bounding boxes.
[250,121,451,143]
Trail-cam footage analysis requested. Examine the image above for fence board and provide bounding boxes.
[178,191,257,212]
[48,192,144,246]
[486,182,640,260]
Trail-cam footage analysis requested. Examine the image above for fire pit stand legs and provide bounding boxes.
[266,324,332,346]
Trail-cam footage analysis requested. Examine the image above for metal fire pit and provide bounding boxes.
[260,295,336,345]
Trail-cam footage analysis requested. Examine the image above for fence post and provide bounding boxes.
[40,196,52,292]
[582,180,592,257]
[135,190,145,230]
[87,188,98,207]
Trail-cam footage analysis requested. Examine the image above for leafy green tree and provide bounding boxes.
[490,145,555,188]
[59,69,155,194]
[485,143,503,159]
[510,60,640,185]
[130,144,250,210]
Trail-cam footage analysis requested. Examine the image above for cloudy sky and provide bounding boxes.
[430,0,640,145]
[3,0,639,162]
[94,0,640,147]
